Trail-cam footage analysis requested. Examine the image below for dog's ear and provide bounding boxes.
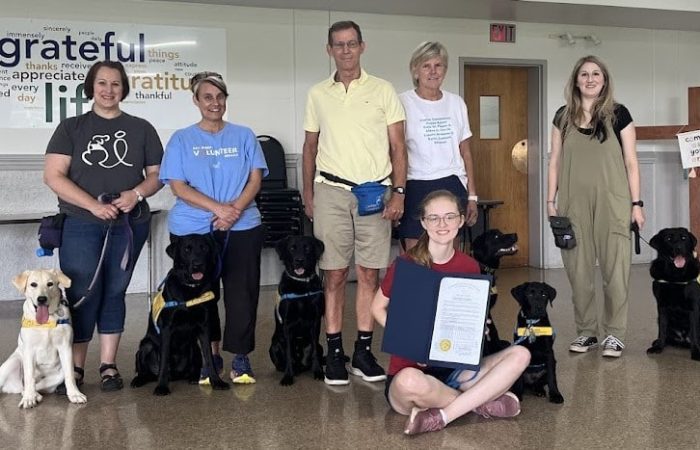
[313,237,325,260]
[275,236,290,259]
[166,242,176,259]
[649,230,663,251]
[511,284,526,305]
[51,269,72,289]
[545,283,557,305]
[688,230,698,249]
[12,271,30,293]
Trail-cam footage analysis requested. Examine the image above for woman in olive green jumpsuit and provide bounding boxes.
[547,55,645,358]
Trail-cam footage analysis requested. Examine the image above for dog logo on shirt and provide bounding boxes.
[82,131,133,169]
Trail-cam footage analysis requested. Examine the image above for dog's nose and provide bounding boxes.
[37,296,48,305]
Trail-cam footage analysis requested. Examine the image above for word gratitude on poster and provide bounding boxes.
[0,19,225,129]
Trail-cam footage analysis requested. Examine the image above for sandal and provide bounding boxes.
[55,366,84,395]
[99,363,124,392]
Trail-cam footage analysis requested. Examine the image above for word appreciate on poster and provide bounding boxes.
[0,18,225,128]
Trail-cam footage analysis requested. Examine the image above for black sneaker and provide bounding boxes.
[569,336,598,353]
[324,348,350,386]
[349,343,386,382]
[601,335,625,357]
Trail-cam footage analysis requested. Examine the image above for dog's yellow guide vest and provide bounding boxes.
[516,326,554,337]
[21,317,70,329]
[151,290,216,325]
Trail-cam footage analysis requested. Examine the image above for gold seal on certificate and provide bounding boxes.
[439,339,452,352]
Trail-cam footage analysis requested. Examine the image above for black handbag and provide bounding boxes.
[549,216,576,250]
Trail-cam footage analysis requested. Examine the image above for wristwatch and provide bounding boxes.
[631,200,644,207]
[392,186,405,195]
[133,189,144,202]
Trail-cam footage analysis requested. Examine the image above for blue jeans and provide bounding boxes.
[59,215,149,343]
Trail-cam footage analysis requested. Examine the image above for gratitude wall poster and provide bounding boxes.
[0,18,226,129]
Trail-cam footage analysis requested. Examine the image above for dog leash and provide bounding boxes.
[209,225,231,280]
[73,214,133,309]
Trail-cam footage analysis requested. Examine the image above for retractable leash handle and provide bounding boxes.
[631,222,641,255]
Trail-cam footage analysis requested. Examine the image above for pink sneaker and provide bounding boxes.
[473,392,521,418]
[404,408,446,435]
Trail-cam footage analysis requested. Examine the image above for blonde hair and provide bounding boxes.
[406,190,464,267]
[409,42,449,88]
[557,55,616,142]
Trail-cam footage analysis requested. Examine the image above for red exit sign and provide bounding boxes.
[490,23,516,43]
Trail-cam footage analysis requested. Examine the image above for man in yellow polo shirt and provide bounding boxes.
[302,20,407,386]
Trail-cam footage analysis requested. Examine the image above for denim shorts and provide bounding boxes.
[397,175,468,239]
[384,367,465,406]
[59,215,149,342]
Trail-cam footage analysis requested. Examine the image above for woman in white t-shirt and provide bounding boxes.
[398,42,478,251]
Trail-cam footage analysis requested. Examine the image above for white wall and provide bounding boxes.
[0,0,696,298]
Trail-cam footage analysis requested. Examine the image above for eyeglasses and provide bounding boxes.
[330,40,360,50]
[190,71,223,84]
[422,213,463,226]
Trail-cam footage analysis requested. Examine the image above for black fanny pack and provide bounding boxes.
[36,213,66,257]
[320,171,388,216]
[549,216,576,250]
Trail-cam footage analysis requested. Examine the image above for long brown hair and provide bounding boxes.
[558,55,616,143]
[406,190,465,267]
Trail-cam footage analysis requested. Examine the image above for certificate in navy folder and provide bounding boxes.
[381,258,493,371]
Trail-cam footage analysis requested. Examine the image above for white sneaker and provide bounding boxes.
[569,336,598,353]
[601,335,625,357]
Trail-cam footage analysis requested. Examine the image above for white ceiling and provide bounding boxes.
[149,0,700,31]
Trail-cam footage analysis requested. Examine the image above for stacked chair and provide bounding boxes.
[256,135,305,247]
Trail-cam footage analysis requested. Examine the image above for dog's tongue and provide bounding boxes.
[192,272,204,281]
[674,256,687,269]
[294,268,305,276]
[36,305,49,324]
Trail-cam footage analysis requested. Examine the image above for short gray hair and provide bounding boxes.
[189,72,229,98]
[409,42,449,88]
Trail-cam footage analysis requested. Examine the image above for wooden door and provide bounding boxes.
[465,66,529,267]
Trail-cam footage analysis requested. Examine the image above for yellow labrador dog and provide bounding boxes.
[0,269,87,408]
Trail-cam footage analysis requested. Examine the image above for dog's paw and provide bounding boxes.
[19,392,42,409]
[691,349,700,361]
[130,376,147,388]
[280,374,295,386]
[67,392,87,404]
[313,369,324,381]
[153,385,171,396]
[211,379,230,390]
[531,388,546,397]
[646,345,663,354]
[549,393,564,404]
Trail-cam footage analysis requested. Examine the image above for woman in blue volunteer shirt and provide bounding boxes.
[159,72,268,384]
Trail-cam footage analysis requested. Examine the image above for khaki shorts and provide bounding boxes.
[313,182,392,270]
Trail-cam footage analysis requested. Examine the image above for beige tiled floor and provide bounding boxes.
[0,265,698,449]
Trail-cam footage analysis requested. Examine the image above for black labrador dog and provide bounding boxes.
[269,235,325,386]
[511,282,564,404]
[471,229,518,356]
[647,227,700,360]
[131,234,229,395]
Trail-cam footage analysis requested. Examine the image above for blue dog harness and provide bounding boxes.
[274,289,323,324]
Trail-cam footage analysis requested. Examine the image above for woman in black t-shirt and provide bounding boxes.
[44,60,163,392]
[547,55,645,358]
